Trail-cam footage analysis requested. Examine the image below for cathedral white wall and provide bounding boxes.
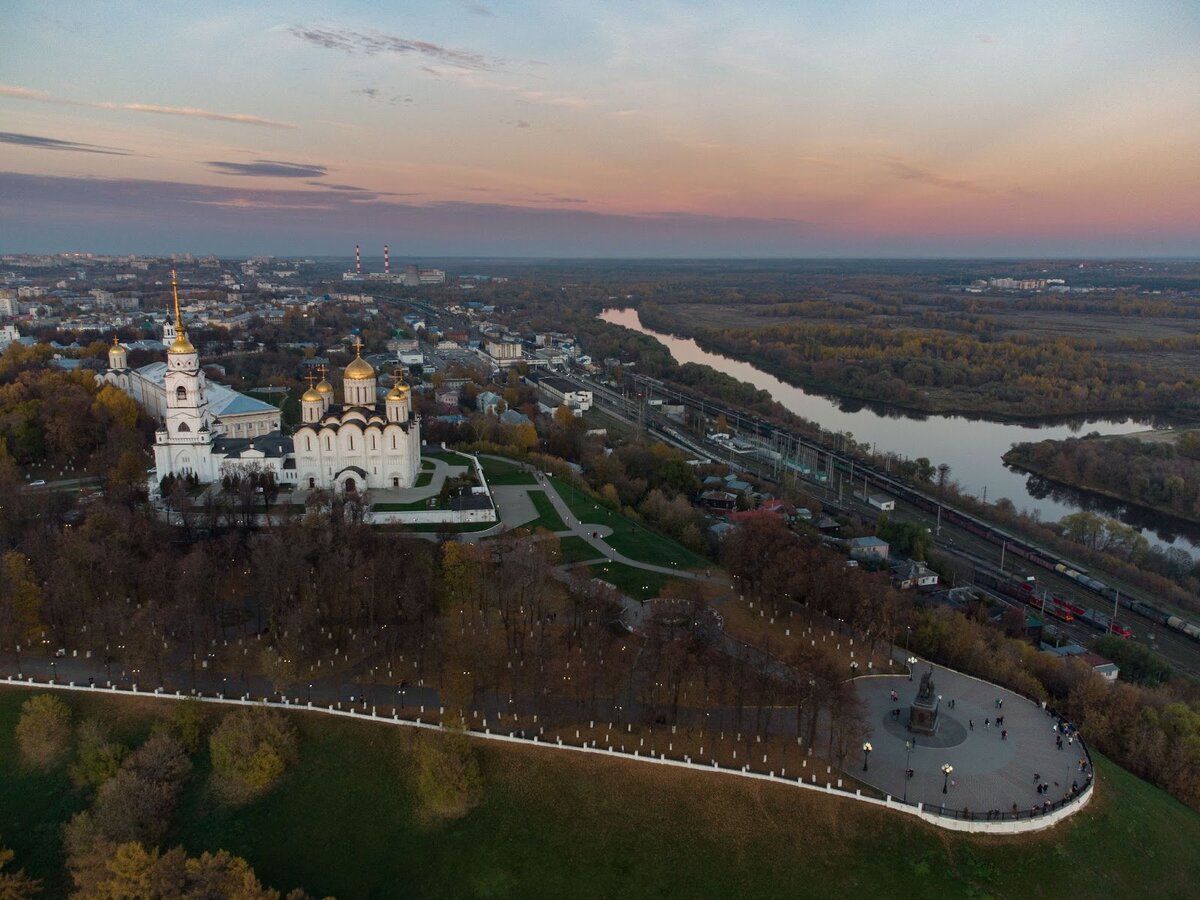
[292,420,420,491]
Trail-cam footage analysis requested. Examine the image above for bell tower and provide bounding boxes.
[154,271,213,480]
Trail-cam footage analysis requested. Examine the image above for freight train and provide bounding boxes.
[973,571,1079,625]
[823,456,1200,643]
[630,374,1200,644]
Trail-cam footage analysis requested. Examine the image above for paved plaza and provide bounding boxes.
[854,664,1090,816]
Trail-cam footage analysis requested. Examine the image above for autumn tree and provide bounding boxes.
[208,708,298,803]
[70,719,128,791]
[414,728,483,822]
[15,693,72,768]
[0,843,41,900]
[0,551,41,666]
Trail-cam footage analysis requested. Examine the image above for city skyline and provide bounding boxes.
[2,1,1198,257]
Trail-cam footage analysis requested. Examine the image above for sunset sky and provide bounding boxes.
[2,1,1198,256]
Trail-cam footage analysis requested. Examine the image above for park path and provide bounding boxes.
[480,457,727,584]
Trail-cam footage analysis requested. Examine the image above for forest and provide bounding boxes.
[636,302,1200,419]
[1005,433,1200,525]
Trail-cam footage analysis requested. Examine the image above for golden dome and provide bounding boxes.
[109,336,126,353]
[344,355,375,380]
[315,379,334,395]
[386,383,410,400]
[168,332,196,355]
[302,387,324,403]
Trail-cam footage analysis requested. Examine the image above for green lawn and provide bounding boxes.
[549,477,711,570]
[585,562,681,601]
[413,472,434,488]
[479,456,537,486]
[3,687,1198,899]
[422,450,471,466]
[421,460,436,471]
[557,535,603,565]
[526,490,568,532]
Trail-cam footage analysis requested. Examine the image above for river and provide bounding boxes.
[598,307,1198,554]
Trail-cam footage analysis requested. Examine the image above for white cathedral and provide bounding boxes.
[102,272,421,493]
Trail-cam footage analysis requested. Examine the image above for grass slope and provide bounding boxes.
[479,456,537,486]
[585,562,679,601]
[557,535,603,564]
[3,689,1199,900]
[526,490,568,532]
[549,477,710,570]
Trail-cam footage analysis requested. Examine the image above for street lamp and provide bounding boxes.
[307,682,313,703]
[862,741,872,771]
[907,656,917,681]
[50,660,57,683]
[850,661,859,678]
[942,763,954,794]
[903,741,913,802]
[905,626,911,653]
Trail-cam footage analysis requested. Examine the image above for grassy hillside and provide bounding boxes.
[3,686,1198,899]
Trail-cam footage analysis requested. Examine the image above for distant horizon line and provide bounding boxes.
[4,251,1200,263]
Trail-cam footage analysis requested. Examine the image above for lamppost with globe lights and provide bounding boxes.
[907,656,917,680]
[850,661,859,678]
[862,741,872,771]
[942,762,954,794]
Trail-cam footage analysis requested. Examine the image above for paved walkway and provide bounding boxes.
[854,664,1089,815]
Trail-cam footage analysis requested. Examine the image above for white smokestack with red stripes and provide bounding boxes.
[355,243,361,274]
[384,244,390,275]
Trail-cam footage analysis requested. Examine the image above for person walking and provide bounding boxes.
[969,719,974,730]
[1002,729,1008,740]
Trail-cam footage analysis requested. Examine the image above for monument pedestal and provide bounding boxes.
[908,668,940,736]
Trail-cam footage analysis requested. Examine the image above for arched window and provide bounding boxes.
[349,435,354,451]
[371,435,376,450]
[325,437,331,451]
[305,436,312,452]
[175,385,187,401]
[177,422,190,432]
[391,434,397,450]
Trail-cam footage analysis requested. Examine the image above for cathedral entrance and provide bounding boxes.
[344,478,357,493]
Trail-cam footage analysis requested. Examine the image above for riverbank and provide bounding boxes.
[638,308,1190,424]
[1003,435,1200,530]
[596,308,1193,553]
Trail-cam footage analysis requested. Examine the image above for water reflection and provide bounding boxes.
[599,307,1195,553]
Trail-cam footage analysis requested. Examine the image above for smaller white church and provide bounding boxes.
[102,272,420,493]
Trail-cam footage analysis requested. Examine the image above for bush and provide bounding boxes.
[415,729,483,822]
[208,708,299,802]
[159,698,204,754]
[0,843,42,900]
[15,694,72,768]
[70,718,127,790]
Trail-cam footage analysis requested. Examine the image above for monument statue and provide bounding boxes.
[918,668,935,700]
[909,667,941,736]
